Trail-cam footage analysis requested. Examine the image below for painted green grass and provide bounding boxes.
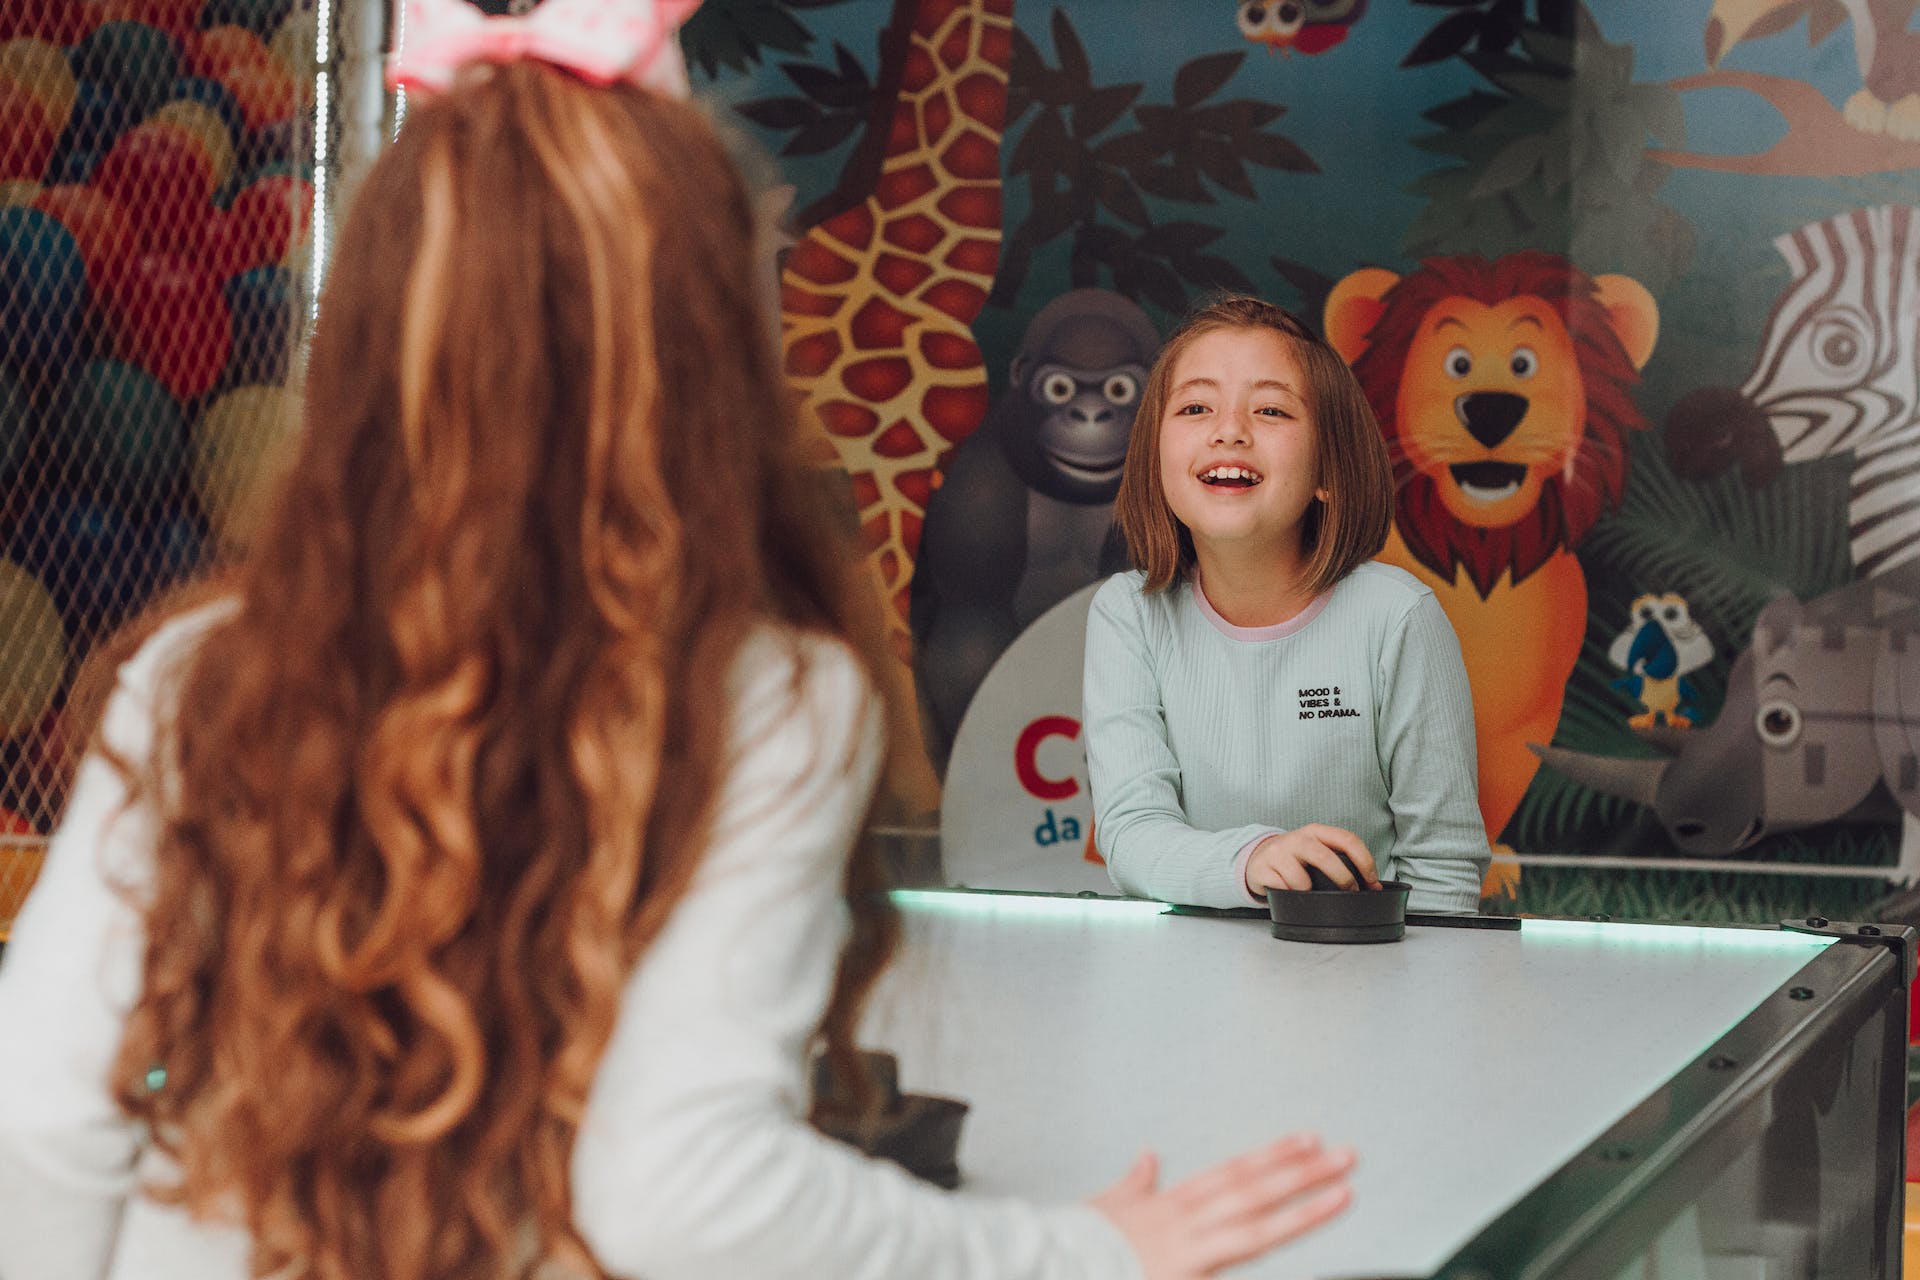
[1497,860,1895,924]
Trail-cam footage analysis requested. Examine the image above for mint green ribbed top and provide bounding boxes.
[1083,563,1490,914]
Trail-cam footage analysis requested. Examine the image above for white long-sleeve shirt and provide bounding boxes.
[1084,565,1490,914]
[0,608,1140,1280]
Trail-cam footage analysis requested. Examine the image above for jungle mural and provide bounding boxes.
[682,0,1920,920]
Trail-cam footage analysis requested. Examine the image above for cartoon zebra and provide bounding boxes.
[1666,205,1920,582]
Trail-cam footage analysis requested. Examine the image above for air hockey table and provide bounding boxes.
[860,890,1914,1279]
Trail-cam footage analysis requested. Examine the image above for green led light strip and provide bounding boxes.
[887,893,1840,949]
[1520,918,1835,951]
[889,889,1173,921]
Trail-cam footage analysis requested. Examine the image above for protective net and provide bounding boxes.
[0,0,318,934]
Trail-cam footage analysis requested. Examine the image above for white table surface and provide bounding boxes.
[862,896,1836,1279]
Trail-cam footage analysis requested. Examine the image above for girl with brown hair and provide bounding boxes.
[0,10,1352,1280]
[1087,297,1491,913]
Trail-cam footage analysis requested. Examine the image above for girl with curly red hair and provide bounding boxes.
[0,9,1352,1279]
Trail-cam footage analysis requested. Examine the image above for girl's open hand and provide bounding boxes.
[1246,825,1381,894]
[1090,1135,1355,1279]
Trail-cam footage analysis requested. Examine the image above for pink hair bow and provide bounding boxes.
[388,0,704,96]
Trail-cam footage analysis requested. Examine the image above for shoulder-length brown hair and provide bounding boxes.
[1113,295,1391,596]
[106,64,897,1280]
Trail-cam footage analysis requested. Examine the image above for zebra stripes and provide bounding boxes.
[1741,205,1920,579]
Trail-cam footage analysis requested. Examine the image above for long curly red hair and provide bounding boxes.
[105,65,898,1279]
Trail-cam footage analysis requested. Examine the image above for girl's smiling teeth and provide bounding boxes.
[1200,464,1264,488]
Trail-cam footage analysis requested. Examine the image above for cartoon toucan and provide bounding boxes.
[1608,593,1714,729]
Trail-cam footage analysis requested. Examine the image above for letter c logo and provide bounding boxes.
[1015,715,1081,801]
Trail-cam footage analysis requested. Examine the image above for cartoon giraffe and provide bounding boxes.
[779,0,1012,808]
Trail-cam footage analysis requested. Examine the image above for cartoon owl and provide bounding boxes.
[1236,0,1368,55]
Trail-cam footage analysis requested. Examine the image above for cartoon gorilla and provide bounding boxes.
[911,289,1161,771]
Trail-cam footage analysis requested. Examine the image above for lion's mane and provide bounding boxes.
[1349,252,1646,598]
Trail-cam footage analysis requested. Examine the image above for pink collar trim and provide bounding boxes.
[1191,577,1331,642]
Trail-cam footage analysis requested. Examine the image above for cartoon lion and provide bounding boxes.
[1326,253,1659,898]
